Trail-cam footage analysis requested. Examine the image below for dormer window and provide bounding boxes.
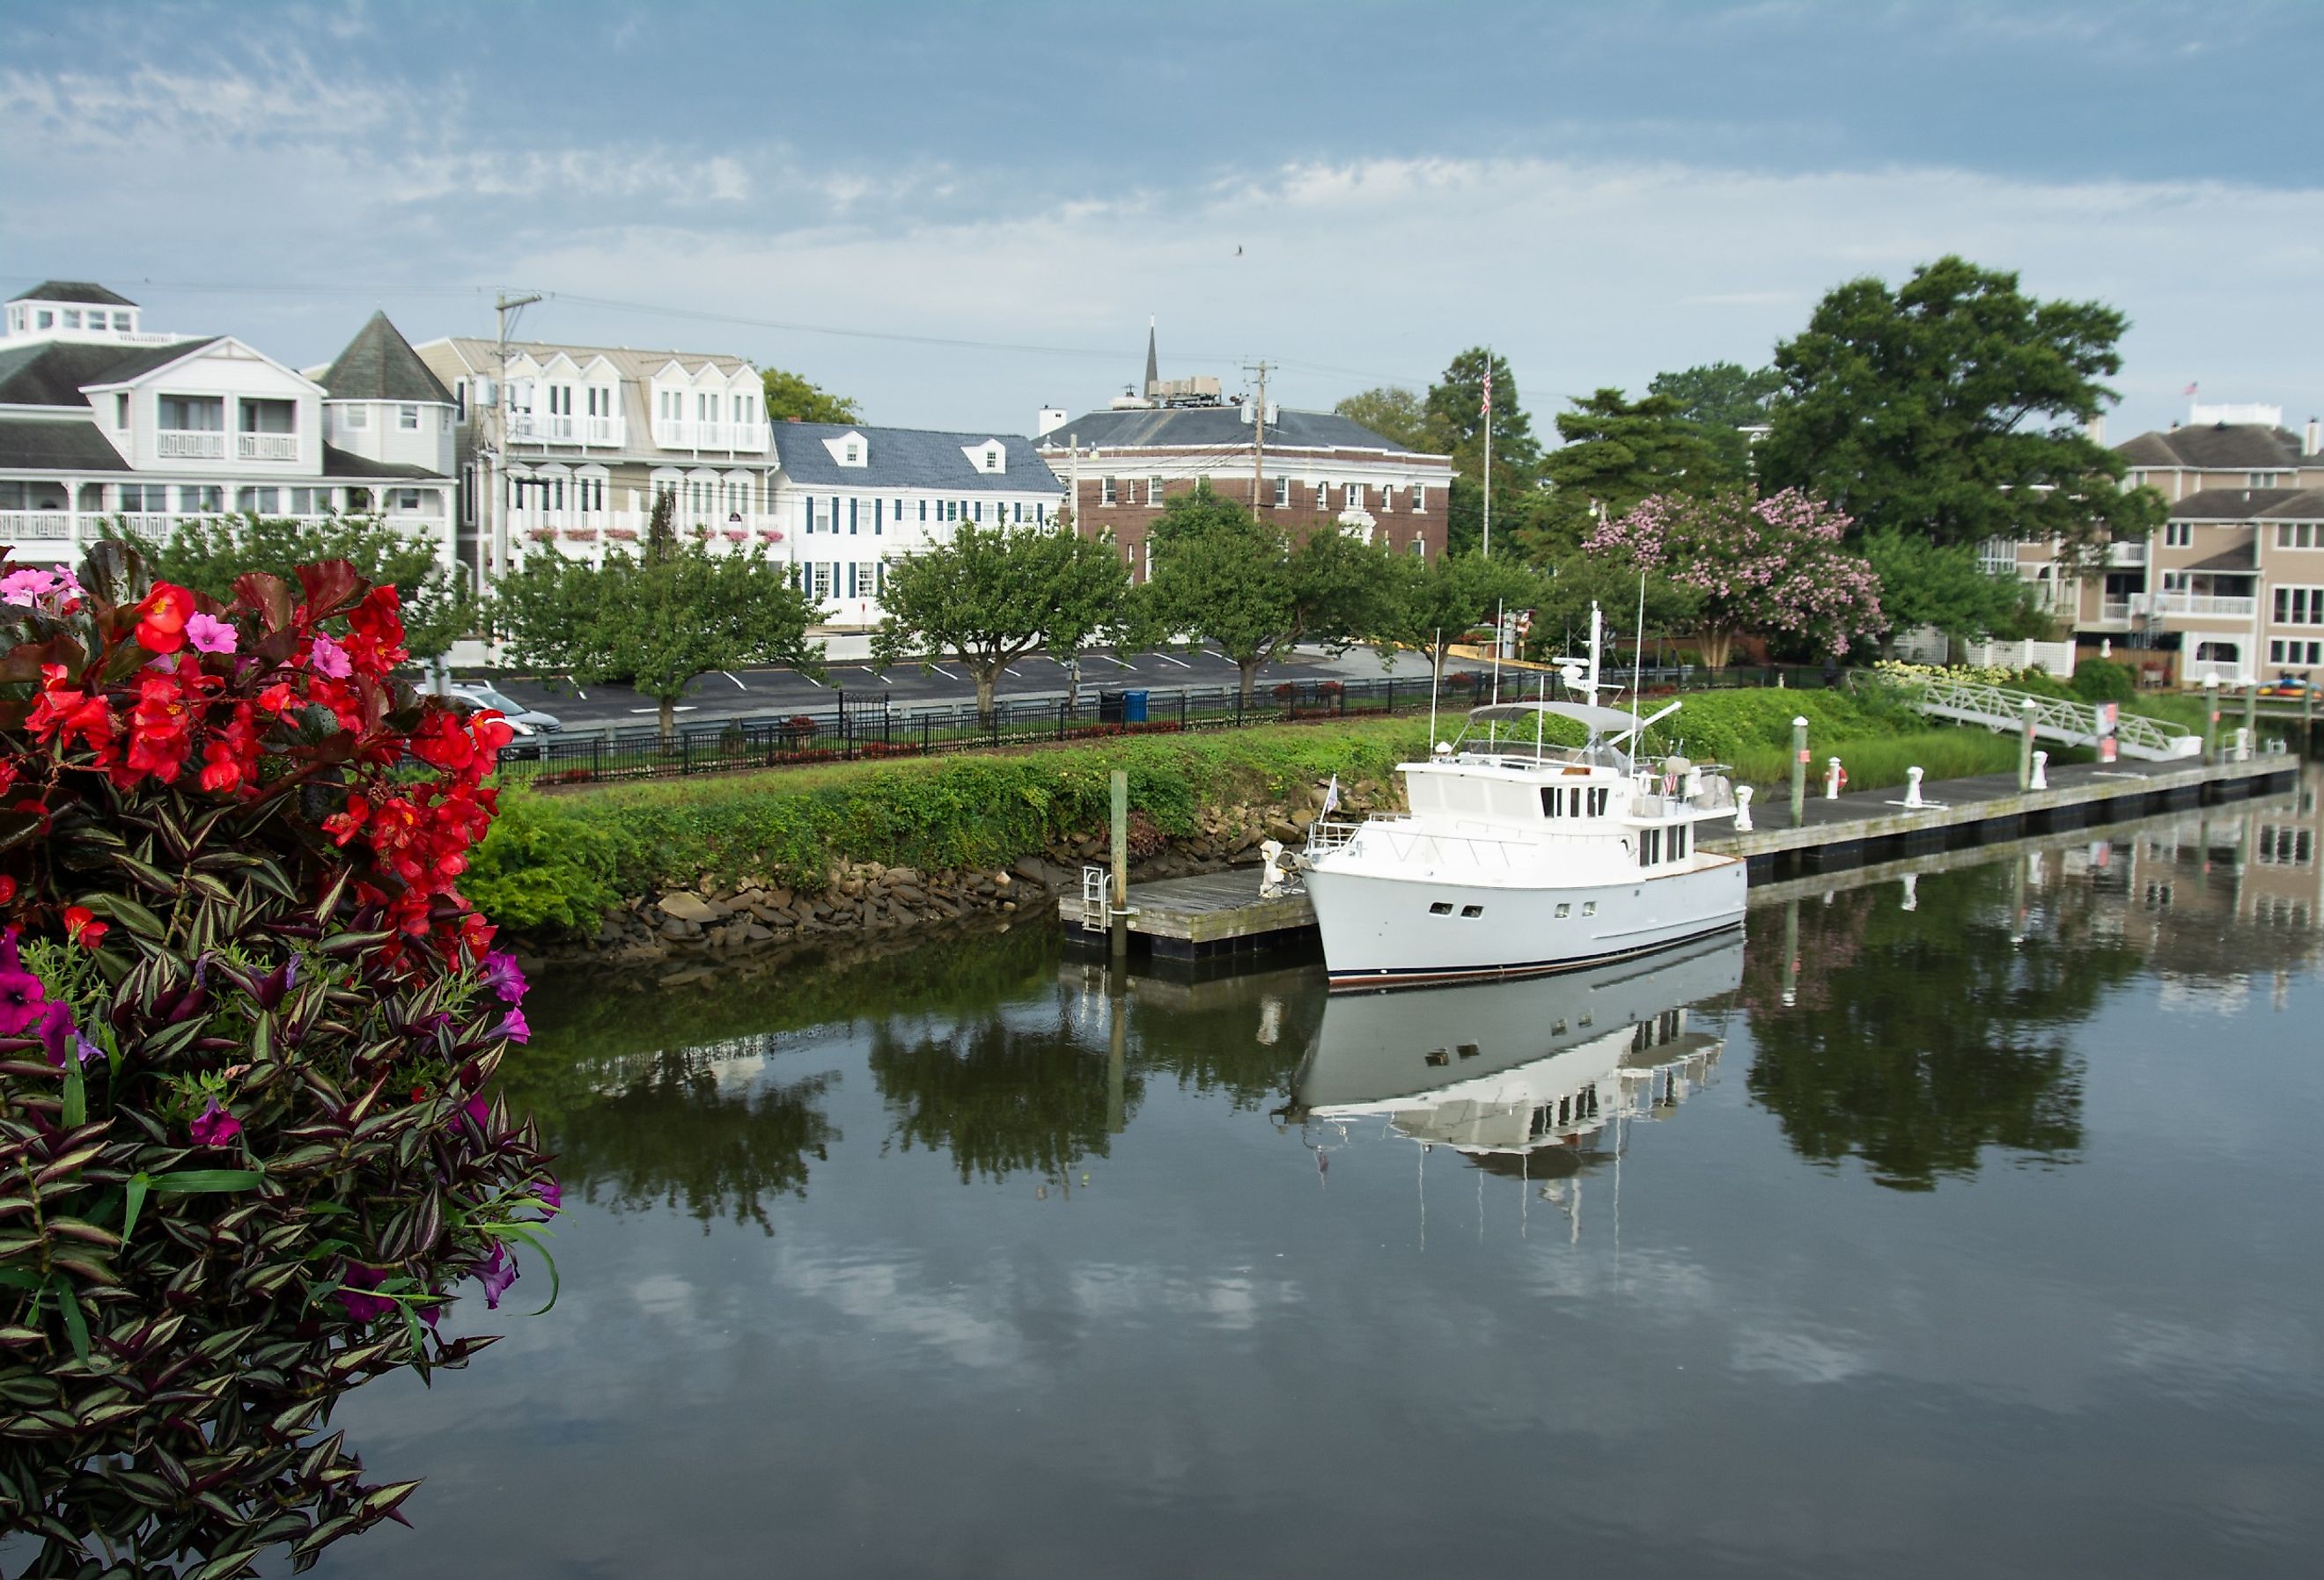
[62,310,80,329]
[847,443,859,463]
[987,449,1001,472]
[114,393,128,430]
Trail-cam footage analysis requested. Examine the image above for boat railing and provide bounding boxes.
[1305,818,1365,855]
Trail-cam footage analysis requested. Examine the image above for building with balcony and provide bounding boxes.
[1033,326,1452,581]
[773,422,1066,627]
[0,282,453,570]
[412,335,783,584]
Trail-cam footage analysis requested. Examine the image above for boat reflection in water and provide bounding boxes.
[1284,933,1742,1233]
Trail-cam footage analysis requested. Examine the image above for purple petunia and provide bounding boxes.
[189,1096,242,1148]
[533,1176,563,1217]
[184,610,238,655]
[336,1263,398,1324]
[480,950,527,1005]
[36,1001,94,1069]
[307,634,351,680]
[476,1243,518,1310]
[497,1007,530,1044]
[0,930,46,1038]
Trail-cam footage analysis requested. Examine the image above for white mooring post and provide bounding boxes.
[1733,785,1754,833]
[1904,766,1926,809]
[2030,749,2049,790]
[1825,756,1844,799]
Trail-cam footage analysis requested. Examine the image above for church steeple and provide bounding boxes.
[1143,316,1159,397]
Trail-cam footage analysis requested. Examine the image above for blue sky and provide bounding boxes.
[5,0,2320,440]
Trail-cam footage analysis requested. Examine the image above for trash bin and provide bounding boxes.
[1122,689,1149,724]
[1098,689,1126,724]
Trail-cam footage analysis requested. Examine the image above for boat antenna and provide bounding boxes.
[1489,599,1504,711]
[1630,572,1646,749]
[1428,626,1440,748]
[1535,665,1544,758]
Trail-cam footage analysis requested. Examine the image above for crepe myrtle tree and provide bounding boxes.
[495,492,825,744]
[1135,485,1392,705]
[1586,485,1884,670]
[872,517,1129,721]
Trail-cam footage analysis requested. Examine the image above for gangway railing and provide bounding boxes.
[1908,680,2199,762]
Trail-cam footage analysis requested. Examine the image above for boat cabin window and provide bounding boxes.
[1460,904,1483,918]
[1429,901,1452,915]
[1554,902,1570,918]
[1457,1044,1481,1059]
[1425,1048,1449,1067]
[1672,824,1688,860]
[1639,827,1663,867]
[1581,902,1597,918]
[1541,784,1610,818]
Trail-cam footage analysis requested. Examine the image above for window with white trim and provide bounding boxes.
[1315,481,1328,509]
[2274,586,2324,625]
[1147,475,1164,505]
[2268,638,2321,666]
[1412,485,1426,512]
[1273,476,1290,507]
[1101,477,1117,506]
[2165,521,2192,547]
[399,405,420,430]
[1346,482,1364,510]
[2276,522,2320,549]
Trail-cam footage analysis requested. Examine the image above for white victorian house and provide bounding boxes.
[0,281,455,572]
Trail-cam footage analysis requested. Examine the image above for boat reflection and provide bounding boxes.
[1283,933,1742,1193]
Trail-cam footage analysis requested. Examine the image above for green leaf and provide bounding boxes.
[149,1169,265,1194]
[121,1172,151,1243]
[62,1060,85,1129]
[55,1278,91,1364]
[83,891,168,941]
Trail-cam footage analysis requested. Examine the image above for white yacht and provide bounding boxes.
[1302,605,1747,989]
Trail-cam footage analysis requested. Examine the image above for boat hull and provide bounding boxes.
[1304,856,1747,988]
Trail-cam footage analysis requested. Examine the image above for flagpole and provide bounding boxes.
[1481,349,1494,562]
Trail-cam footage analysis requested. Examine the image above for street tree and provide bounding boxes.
[1423,347,1543,558]
[1585,486,1884,670]
[1332,386,1433,452]
[872,518,1129,720]
[1648,361,1783,478]
[761,367,861,425]
[1861,529,2045,653]
[496,494,824,743]
[1374,550,1542,686]
[1521,387,1729,560]
[1140,485,1389,705]
[121,511,477,662]
[1760,255,2166,562]
[1524,550,1702,668]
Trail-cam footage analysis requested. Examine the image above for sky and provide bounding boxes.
[4,0,2321,443]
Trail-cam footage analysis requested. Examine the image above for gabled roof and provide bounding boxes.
[11,281,136,308]
[319,312,453,405]
[0,416,131,471]
[2168,486,2324,521]
[2116,423,2306,471]
[1035,404,1445,459]
[320,443,442,481]
[0,338,220,408]
[773,422,1063,494]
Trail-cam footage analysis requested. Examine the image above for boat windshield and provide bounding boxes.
[1448,702,1638,773]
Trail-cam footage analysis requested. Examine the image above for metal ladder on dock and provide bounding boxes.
[1079,865,1107,931]
[1910,680,2199,762]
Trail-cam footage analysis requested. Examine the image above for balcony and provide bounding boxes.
[236,433,298,461]
[2150,592,2257,619]
[157,430,224,459]
[508,412,627,448]
[0,510,71,539]
[2107,541,2148,568]
[651,418,771,454]
[2099,594,2151,623]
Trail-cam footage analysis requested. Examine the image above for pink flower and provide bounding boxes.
[189,1096,243,1148]
[477,1242,519,1309]
[498,1007,530,1043]
[185,611,238,655]
[308,635,352,679]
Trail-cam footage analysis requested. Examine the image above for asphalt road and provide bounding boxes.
[474,645,1427,731]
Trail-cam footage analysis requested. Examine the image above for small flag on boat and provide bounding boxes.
[1322,774,1340,816]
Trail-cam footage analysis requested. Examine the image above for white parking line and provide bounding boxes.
[629,705,699,715]
[1003,665,1024,678]
[1101,654,1135,670]
[1157,652,1193,668]
[931,665,960,681]
[798,672,827,687]
[722,670,747,690]
[565,674,588,700]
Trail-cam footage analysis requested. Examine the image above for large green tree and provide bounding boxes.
[872,518,1129,719]
[1422,348,1543,559]
[1373,550,1542,685]
[496,495,824,742]
[119,512,475,662]
[1520,387,1730,560]
[760,367,861,425]
[1332,386,1433,452]
[1137,485,1389,705]
[1760,255,2165,562]
[1860,529,2046,653]
[1648,361,1783,478]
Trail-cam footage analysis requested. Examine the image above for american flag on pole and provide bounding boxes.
[2183,381,2199,396]
[1481,366,1492,415]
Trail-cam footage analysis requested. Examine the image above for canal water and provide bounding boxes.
[306,780,2323,1579]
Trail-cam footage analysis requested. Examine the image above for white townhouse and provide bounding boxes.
[774,422,1067,628]
[411,336,778,582]
[0,282,456,571]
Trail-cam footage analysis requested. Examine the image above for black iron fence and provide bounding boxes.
[496,662,1849,788]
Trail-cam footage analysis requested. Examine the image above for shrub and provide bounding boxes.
[0,547,555,1574]
[2070,657,2136,704]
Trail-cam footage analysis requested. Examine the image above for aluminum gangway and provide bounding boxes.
[1910,679,2200,762]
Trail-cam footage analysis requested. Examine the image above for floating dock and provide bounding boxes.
[1060,753,2301,959]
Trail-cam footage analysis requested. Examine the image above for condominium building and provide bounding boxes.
[0,282,455,571]
[1992,404,2324,684]
[1034,326,1452,582]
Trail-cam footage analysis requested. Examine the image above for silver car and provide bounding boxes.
[445,681,563,734]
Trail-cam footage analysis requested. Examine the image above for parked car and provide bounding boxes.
[444,682,563,733]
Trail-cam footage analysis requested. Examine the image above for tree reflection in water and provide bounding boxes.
[1740,862,2138,1190]
[870,1014,1140,1185]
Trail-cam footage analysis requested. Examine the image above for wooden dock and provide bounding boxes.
[1061,753,2302,960]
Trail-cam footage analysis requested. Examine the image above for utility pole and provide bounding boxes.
[1254,362,1268,511]
[489,290,542,594]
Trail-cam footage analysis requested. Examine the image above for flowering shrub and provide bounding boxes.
[1587,486,1884,668]
[0,545,555,1575]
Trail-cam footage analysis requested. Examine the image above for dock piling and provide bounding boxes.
[1825,757,1843,799]
[1733,785,1754,832]
[2203,675,2221,763]
[1109,769,1129,959]
[1904,766,1925,809]
[1790,717,1809,826]
[2018,698,2038,790]
[2030,750,2048,790]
